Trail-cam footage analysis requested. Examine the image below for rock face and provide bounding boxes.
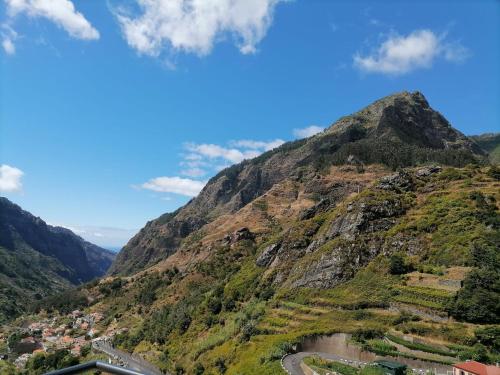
[256,243,281,267]
[277,170,420,289]
[0,198,114,280]
[0,197,115,322]
[109,91,486,276]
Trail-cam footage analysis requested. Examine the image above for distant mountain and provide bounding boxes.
[0,197,115,322]
[470,132,500,164]
[109,91,486,276]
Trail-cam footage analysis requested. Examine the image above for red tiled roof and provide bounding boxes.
[454,361,500,375]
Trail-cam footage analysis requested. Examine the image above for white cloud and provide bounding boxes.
[230,139,285,151]
[293,126,324,138]
[185,143,253,164]
[114,0,285,57]
[1,24,17,54]
[2,37,15,54]
[180,167,207,177]
[5,0,99,40]
[442,41,471,62]
[141,176,206,197]
[354,29,469,75]
[138,137,284,200]
[0,164,24,192]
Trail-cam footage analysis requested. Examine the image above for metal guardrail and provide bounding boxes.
[43,360,150,375]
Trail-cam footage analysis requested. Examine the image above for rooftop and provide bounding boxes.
[454,361,500,375]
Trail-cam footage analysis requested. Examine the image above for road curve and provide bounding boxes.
[283,351,370,375]
[92,341,165,375]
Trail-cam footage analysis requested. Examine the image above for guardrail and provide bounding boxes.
[43,360,149,375]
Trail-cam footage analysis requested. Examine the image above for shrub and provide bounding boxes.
[352,328,384,342]
[389,254,412,275]
[193,362,205,375]
[33,289,88,314]
[215,357,227,374]
[448,267,499,323]
[25,350,79,374]
[475,326,500,353]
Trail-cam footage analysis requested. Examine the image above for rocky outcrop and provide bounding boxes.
[415,165,442,177]
[256,243,281,267]
[223,227,255,245]
[293,240,380,288]
[377,171,414,192]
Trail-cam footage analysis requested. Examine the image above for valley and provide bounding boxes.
[1,92,499,375]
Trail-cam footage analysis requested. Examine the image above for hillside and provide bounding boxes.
[72,164,498,375]
[41,91,496,375]
[0,198,115,323]
[5,92,498,375]
[109,91,485,276]
[470,133,500,164]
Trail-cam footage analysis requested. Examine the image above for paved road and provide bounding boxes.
[92,341,165,375]
[283,351,369,375]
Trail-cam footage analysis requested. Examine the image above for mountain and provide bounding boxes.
[11,91,499,375]
[470,133,500,164]
[0,197,115,322]
[82,166,498,374]
[109,91,485,276]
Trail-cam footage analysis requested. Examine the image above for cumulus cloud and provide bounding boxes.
[4,0,99,43]
[114,0,285,57]
[0,164,24,192]
[140,176,206,197]
[354,29,470,75]
[137,138,284,200]
[184,138,284,167]
[293,126,324,138]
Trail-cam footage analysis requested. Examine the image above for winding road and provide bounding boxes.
[92,340,165,375]
[283,351,370,375]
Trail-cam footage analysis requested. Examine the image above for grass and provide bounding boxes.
[392,286,453,310]
[304,356,359,375]
[385,333,457,357]
[304,356,386,375]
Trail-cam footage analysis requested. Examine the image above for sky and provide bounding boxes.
[0,0,499,249]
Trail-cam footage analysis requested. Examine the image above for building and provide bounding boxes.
[453,362,500,375]
[373,360,408,375]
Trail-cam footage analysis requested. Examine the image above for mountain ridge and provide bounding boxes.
[109,91,487,276]
[0,197,115,322]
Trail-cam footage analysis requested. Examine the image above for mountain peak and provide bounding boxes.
[109,91,487,276]
[322,91,482,154]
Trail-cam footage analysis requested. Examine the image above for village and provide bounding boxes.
[1,309,127,370]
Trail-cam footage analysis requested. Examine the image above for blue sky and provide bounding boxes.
[1,0,499,248]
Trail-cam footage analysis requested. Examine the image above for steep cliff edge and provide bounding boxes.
[0,197,115,322]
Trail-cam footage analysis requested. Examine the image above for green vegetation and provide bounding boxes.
[33,289,88,314]
[304,356,385,375]
[448,232,500,323]
[24,350,79,375]
[385,334,456,357]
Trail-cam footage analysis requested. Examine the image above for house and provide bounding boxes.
[14,353,32,369]
[453,361,500,375]
[373,360,408,375]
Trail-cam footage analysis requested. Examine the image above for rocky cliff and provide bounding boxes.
[0,197,115,322]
